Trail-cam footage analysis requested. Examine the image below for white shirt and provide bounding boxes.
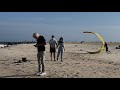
[49,38,57,48]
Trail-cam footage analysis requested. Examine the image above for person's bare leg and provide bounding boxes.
[61,52,63,62]
[50,52,52,61]
[57,48,60,61]
[54,52,56,61]
[61,48,63,62]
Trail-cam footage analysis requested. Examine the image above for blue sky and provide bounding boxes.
[0,12,120,42]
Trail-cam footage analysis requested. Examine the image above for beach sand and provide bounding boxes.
[0,42,120,78]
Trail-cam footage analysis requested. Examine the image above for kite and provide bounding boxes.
[83,32,105,54]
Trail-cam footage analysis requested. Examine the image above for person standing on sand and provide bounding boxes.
[104,42,111,53]
[57,37,65,62]
[49,35,58,61]
[33,33,47,76]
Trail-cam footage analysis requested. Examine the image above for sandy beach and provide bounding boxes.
[0,42,120,78]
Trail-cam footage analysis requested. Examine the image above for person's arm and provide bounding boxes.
[56,42,59,48]
[34,42,46,47]
[56,40,58,47]
[36,42,46,46]
[63,43,65,51]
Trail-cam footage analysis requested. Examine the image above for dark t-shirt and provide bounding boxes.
[104,43,108,50]
[37,36,46,52]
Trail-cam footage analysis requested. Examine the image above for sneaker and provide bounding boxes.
[36,72,42,76]
[40,72,47,76]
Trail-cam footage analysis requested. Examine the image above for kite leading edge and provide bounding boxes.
[83,32,105,54]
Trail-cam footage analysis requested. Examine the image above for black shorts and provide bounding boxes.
[50,47,56,52]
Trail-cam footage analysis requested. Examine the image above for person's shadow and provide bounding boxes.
[0,74,37,78]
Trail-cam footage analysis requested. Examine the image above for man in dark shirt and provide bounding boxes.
[33,33,46,76]
[104,42,111,54]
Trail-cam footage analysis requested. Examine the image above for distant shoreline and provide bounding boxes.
[64,41,120,44]
[0,41,120,44]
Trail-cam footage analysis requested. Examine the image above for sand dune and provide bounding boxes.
[0,43,120,78]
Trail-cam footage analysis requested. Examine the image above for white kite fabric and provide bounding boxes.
[83,32,105,54]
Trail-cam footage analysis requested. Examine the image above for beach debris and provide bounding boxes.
[75,45,78,47]
[116,46,120,49]
[22,57,27,62]
[80,49,84,51]
[14,60,22,63]
[13,57,28,64]
[81,41,84,43]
